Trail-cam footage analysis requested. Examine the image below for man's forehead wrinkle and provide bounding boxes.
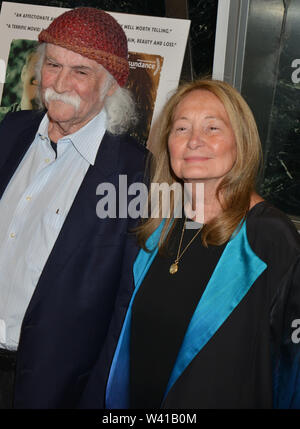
[45,49,101,72]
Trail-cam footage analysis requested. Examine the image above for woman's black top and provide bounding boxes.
[129,201,300,409]
[130,216,225,408]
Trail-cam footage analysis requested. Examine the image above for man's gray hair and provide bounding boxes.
[34,43,138,135]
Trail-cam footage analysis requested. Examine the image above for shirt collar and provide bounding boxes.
[37,110,107,165]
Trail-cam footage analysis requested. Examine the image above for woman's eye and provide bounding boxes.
[205,125,219,133]
[208,124,219,130]
[173,124,189,133]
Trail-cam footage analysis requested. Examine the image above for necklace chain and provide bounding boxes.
[169,218,203,274]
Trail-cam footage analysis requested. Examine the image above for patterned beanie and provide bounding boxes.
[38,7,129,87]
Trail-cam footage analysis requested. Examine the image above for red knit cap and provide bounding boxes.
[38,7,129,87]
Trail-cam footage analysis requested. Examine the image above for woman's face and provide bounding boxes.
[168,89,237,191]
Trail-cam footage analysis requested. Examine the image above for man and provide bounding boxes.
[0,7,146,408]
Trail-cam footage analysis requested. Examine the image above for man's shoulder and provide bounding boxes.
[104,132,148,165]
[0,110,45,167]
[114,132,148,156]
[1,109,45,123]
[99,132,149,181]
[0,109,45,132]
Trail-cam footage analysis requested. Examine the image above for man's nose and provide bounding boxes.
[53,68,71,93]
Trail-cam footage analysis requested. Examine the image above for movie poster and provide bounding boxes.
[0,2,190,145]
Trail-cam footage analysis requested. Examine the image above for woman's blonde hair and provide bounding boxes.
[137,78,263,251]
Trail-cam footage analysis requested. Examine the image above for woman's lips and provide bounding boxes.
[184,156,211,162]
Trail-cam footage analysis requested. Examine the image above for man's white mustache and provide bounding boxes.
[44,88,81,111]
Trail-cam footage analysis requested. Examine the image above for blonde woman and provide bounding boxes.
[87,79,300,409]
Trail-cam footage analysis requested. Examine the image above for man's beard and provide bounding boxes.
[44,88,81,112]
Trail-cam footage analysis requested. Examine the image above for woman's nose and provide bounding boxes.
[187,132,205,149]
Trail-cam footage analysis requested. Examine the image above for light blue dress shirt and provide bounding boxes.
[0,110,107,350]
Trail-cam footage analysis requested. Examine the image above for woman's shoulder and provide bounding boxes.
[247,200,298,235]
[245,200,300,264]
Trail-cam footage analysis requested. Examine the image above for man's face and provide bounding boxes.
[41,44,116,130]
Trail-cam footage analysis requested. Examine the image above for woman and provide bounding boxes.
[105,79,300,409]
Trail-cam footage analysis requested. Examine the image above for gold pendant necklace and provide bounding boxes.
[169,217,203,275]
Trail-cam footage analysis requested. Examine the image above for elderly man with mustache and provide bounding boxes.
[0,7,146,408]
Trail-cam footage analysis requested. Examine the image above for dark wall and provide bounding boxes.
[188,0,218,79]
[241,0,300,219]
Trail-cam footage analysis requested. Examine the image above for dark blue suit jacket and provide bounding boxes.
[0,110,147,408]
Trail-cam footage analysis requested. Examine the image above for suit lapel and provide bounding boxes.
[163,221,267,400]
[23,132,120,315]
[43,132,118,264]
